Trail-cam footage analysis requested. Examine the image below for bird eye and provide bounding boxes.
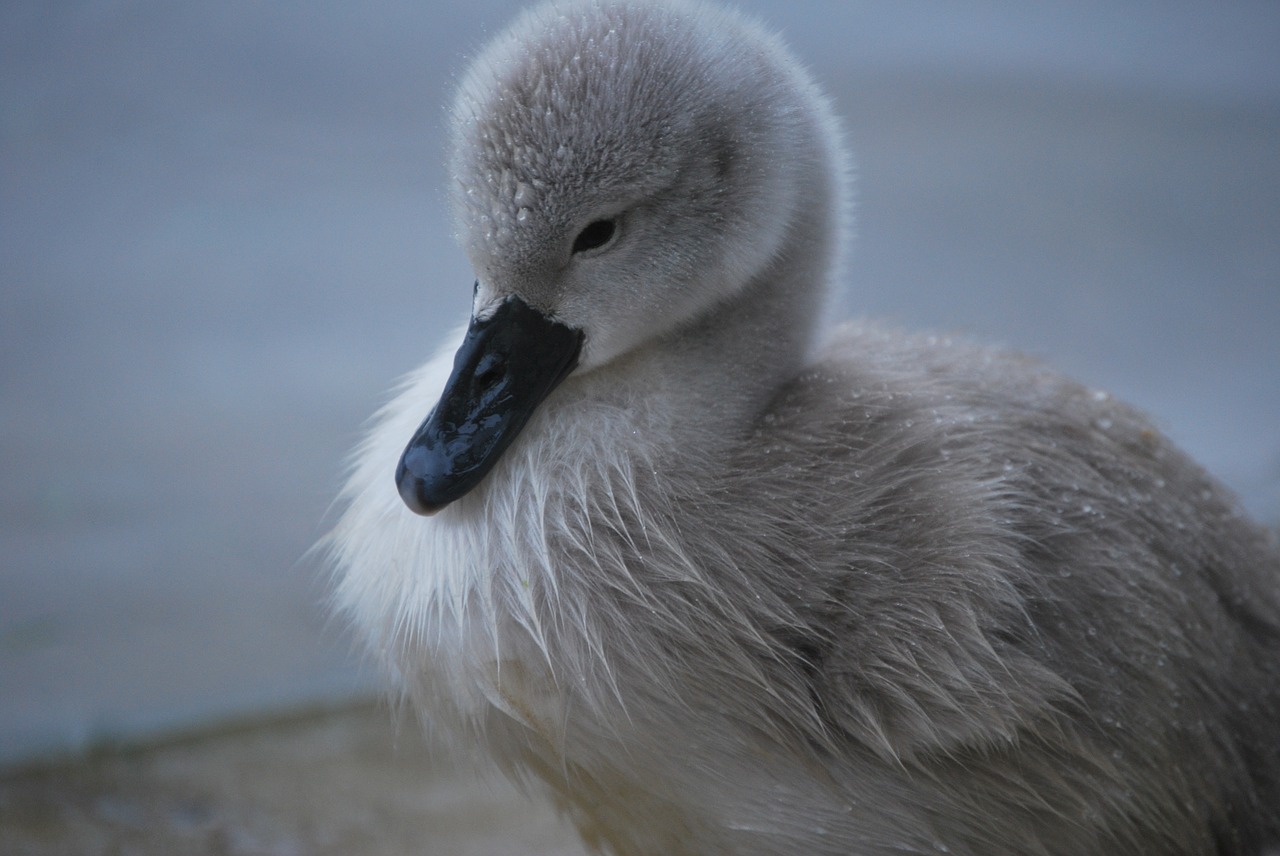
[572,219,616,254]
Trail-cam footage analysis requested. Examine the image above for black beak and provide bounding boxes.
[395,294,583,516]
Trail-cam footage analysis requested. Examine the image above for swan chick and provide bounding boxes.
[327,0,1280,853]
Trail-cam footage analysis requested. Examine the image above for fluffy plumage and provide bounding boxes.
[326,0,1280,852]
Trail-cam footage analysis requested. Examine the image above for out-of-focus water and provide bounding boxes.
[1,0,1277,766]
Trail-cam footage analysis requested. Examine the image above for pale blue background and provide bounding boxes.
[2,1,1277,766]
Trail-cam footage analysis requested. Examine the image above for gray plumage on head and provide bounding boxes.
[325,0,1280,852]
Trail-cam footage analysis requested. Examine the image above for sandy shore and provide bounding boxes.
[0,702,586,856]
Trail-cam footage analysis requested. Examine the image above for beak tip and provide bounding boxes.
[395,456,448,517]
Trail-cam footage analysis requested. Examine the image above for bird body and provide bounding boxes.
[327,0,1280,852]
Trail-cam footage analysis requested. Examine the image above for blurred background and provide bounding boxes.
[2,0,1278,772]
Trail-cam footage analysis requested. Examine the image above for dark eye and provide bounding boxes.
[572,219,616,254]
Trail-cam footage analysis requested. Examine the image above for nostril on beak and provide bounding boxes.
[474,354,506,391]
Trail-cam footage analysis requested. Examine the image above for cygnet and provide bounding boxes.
[326,0,1280,852]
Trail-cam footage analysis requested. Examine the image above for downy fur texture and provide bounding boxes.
[325,0,1280,852]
